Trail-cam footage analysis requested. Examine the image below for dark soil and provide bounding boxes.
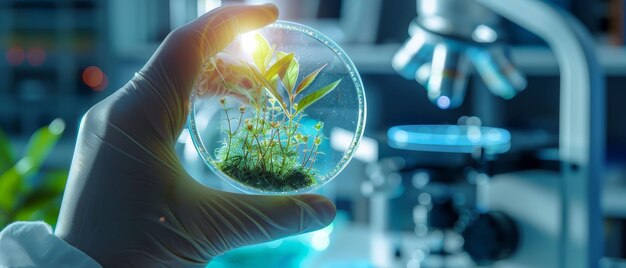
[217,157,315,192]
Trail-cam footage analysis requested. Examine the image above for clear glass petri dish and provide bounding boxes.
[188,20,366,195]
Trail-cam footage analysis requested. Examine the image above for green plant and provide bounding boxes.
[205,33,340,192]
[0,119,67,228]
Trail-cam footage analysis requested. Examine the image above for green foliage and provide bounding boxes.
[243,33,341,119]
[0,119,66,228]
[295,63,325,95]
[252,33,273,73]
[265,52,294,82]
[210,33,340,192]
[0,131,14,173]
[279,52,299,93]
[295,79,341,115]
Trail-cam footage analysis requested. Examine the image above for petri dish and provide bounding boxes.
[387,125,511,155]
[188,21,366,195]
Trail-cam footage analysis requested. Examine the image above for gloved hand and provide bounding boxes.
[54,4,335,267]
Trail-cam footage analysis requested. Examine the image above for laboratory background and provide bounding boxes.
[1,0,625,267]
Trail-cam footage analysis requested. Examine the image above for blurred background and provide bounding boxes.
[2,0,626,267]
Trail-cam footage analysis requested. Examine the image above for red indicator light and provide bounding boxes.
[6,46,25,66]
[82,66,104,87]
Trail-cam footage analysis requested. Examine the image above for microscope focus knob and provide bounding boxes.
[462,211,519,265]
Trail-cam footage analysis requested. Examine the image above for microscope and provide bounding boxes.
[365,0,605,267]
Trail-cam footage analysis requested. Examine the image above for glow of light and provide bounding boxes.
[421,0,437,14]
[418,193,431,205]
[82,66,106,90]
[27,47,46,66]
[310,232,330,251]
[407,259,421,268]
[392,31,425,71]
[5,46,25,66]
[415,63,431,84]
[467,126,482,143]
[48,118,66,135]
[330,128,378,163]
[318,222,334,236]
[466,116,482,126]
[392,130,409,143]
[446,125,460,140]
[93,75,109,91]
[15,158,33,175]
[265,239,282,249]
[412,172,429,188]
[487,128,503,141]
[436,96,451,109]
[371,232,393,265]
[240,32,258,55]
[472,24,498,43]
[184,135,199,162]
[412,249,427,262]
[428,44,448,95]
[178,129,190,144]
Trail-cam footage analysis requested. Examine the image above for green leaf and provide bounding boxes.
[42,169,69,194]
[23,119,64,175]
[252,33,271,73]
[249,66,289,116]
[276,51,299,93]
[295,64,327,95]
[0,119,64,212]
[0,130,14,173]
[264,53,294,81]
[0,168,22,212]
[269,76,279,95]
[13,189,61,221]
[295,79,341,115]
[282,57,299,93]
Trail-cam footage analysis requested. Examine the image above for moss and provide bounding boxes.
[214,105,322,192]
[218,157,315,192]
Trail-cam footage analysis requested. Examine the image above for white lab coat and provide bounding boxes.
[0,222,101,268]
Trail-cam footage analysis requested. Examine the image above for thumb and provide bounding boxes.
[200,191,336,252]
[122,4,278,142]
[142,4,279,95]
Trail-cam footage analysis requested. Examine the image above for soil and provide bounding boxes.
[217,158,315,192]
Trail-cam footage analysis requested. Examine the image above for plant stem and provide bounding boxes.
[234,111,244,134]
[279,117,294,172]
[252,132,266,171]
[302,142,318,168]
[242,131,250,161]
[267,127,279,174]
[307,151,319,173]
[223,105,233,159]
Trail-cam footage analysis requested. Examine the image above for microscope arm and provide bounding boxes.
[475,1,605,267]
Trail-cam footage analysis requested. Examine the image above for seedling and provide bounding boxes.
[202,33,340,192]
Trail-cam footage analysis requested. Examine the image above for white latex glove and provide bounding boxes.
[54,4,336,267]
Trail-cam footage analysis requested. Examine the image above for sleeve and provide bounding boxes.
[0,221,101,268]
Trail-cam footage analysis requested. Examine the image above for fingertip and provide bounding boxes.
[298,194,336,226]
[261,3,279,21]
[240,3,279,31]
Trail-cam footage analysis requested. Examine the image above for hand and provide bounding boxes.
[54,4,335,267]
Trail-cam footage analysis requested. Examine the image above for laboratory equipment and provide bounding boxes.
[392,0,527,109]
[379,0,605,267]
[365,121,519,266]
[188,21,366,195]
